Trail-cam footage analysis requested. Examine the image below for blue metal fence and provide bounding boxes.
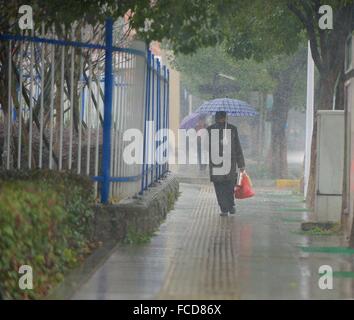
[0,19,170,203]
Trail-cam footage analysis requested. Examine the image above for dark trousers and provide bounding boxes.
[213,180,235,213]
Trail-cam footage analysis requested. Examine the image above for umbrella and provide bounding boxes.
[195,98,258,117]
[179,112,206,129]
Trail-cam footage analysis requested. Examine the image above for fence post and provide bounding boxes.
[101,18,114,203]
[144,52,151,190]
[162,65,167,175]
[140,50,151,194]
[150,55,155,185]
[156,59,161,181]
[167,69,170,172]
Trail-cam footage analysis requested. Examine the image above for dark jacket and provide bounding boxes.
[207,122,245,183]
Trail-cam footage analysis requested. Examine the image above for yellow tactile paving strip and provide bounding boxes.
[156,185,241,299]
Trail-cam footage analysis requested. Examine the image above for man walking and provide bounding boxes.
[207,111,245,216]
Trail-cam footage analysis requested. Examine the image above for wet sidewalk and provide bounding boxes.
[73,183,354,300]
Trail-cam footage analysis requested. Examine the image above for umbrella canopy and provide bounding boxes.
[179,112,205,129]
[195,98,258,117]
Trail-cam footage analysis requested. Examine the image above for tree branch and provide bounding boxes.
[313,0,328,64]
[287,1,323,72]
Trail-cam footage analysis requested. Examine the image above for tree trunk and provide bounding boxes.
[270,100,289,178]
[296,3,353,211]
[268,69,293,179]
[335,68,345,111]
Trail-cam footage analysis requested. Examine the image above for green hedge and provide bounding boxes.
[0,170,95,299]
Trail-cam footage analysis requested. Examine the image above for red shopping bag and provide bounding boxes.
[234,172,255,199]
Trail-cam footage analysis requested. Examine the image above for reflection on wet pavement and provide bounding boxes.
[73,183,354,300]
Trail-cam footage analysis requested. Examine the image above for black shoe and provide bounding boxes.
[229,207,236,214]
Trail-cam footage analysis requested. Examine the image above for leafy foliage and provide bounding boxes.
[298,222,341,236]
[222,0,304,61]
[123,225,155,245]
[133,0,221,54]
[0,170,95,299]
[0,0,150,32]
[135,0,305,57]
[174,46,275,101]
[174,43,306,110]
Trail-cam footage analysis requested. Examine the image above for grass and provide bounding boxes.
[123,226,156,245]
[167,191,181,211]
[298,222,341,236]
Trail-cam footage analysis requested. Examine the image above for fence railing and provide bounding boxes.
[0,19,170,203]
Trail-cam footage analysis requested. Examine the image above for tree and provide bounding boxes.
[174,45,306,178]
[0,1,152,168]
[2,1,353,238]
[174,46,274,101]
[134,0,353,209]
[1,3,92,163]
[203,0,352,199]
[0,1,147,32]
[265,48,307,178]
[136,0,302,177]
[285,0,353,209]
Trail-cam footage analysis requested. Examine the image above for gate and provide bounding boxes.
[0,19,170,203]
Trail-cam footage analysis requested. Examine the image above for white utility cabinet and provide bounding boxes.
[315,110,344,222]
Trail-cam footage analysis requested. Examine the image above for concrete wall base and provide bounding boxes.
[47,174,179,299]
[93,175,179,243]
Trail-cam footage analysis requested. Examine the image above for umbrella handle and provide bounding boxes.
[237,172,243,186]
